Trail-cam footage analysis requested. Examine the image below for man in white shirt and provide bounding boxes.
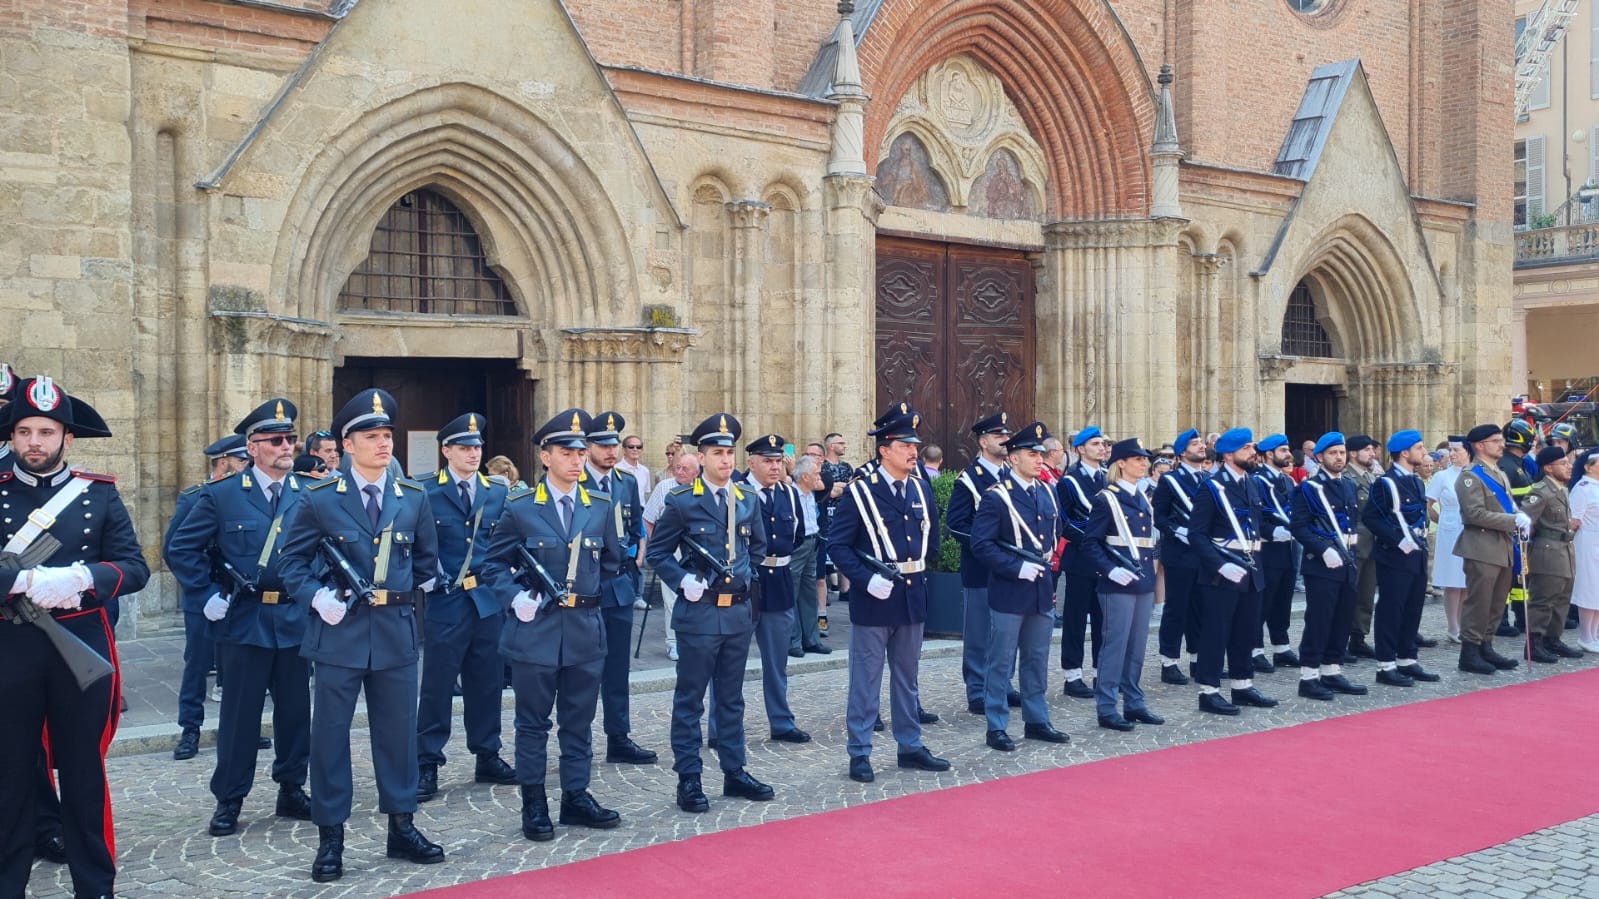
[644,452,701,660]
[616,434,652,497]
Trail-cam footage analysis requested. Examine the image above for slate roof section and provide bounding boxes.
[1272,58,1359,181]
[797,0,884,98]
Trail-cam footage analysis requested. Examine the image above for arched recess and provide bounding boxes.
[273,82,638,328]
[858,0,1154,219]
[1286,214,1423,364]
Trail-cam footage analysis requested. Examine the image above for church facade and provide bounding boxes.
[1,0,1512,624]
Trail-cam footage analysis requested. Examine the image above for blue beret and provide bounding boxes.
[1312,431,1345,455]
[1072,425,1101,448]
[1174,428,1201,452]
[1214,427,1253,455]
[1386,429,1423,454]
[1256,433,1288,452]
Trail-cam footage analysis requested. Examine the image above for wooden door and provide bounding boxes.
[876,238,1035,468]
[1284,383,1338,451]
[333,358,530,477]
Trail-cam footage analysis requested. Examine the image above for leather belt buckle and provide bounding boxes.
[716,593,734,607]
[561,593,578,608]
[460,575,477,591]
[369,589,391,607]
[260,591,280,605]
[26,509,54,529]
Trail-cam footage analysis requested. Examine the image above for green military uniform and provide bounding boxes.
[1524,475,1575,649]
[1343,457,1381,647]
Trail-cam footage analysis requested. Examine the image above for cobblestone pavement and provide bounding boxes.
[31,600,1598,897]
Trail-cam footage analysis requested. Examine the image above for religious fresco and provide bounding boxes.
[875,132,952,212]
[968,149,1038,220]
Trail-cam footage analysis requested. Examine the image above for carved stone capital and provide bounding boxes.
[727,200,771,229]
[558,327,698,363]
[208,309,337,360]
[1044,219,1175,250]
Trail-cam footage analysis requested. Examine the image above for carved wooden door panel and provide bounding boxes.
[875,238,1034,469]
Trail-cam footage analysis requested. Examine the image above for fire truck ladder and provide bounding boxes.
[1516,0,1581,117]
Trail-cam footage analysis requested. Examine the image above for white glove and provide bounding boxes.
[203,593,230,622]
[1272,526,1293,543]
[311,587,346,626]
[1173,526,1190,544]
[1107,567,1136,587]
[1017,562,1045,582]
[1398,537,1419,555]
[1218,563,1247,584]
[1321,546,1345,569]
[1515,511,1532,537]
[867,574,895,599]
[26,567,80,608]
[511,590,539,623]
[681,575,707,603]
[418,577,437,593]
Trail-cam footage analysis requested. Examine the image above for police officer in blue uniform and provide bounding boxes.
[829,404,951,783]
[745,433,810,743]
[415,413,515,802]
[481,408,623,841]
[1189,427,1279,715]
[1363,429,1442,687]
[646,413,774,812]
[162,432,249,761]
[1057,424,1110,698]
[278,388,444,883]
[582,411,658,766]
[1287,432,1369,700]
[973,421,1070,751]
[945,412,1019,714]
[1152,428,1208,684]
[0,376,150,899]
[1082,438,1166,731]
[167,398,315,836]
[1251,433,1302,672]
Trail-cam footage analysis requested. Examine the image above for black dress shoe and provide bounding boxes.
[475,753,518,785]
[723,768,775,801]
[967,698,985,715]
[208,798,243,836]
[896,746,951,771]
[1375,667,1415,687]
[771,728,812,743]
[386,813,445,864]
[606,735,659,764]
[1298,678,1335,701]
[986,729,1017,751]
[873,714,885,732]
[1347,637,1376,659]
[1230,687,1279,708]
[1273,650,1302,668]
[1006,690,1023,708]
[275,784,312,820]
[849,755,874,783]
[520,785,554,841]
[1025,721,1073,741]
[1097,714,1135,732]
[677,775,710,812]
[33,834,67,864]
[804,642,833,654]
[1526,640,1559,663]
[312,824,344,882]
[1123,708,1165,726]
[258,736,273,749]
[1396,663,1440,682]
[1458,642,1498,675]
[1251,654,1276,674]
[560,789,621,828]
[173,728,200,761]
[1319,674,1369,695]
[1062,678,1094,699]
[788,647,805,658]
[1480,641,1519,670]
[416,763,439,802]
[1496,620,1521,638]
[1160,665,1189,685]
[917,706,940,724]
[1198,692,1240,716]
[1414,634,1439,649]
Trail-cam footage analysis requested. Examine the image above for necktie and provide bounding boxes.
[715,488,727,515]
[599,475,610,495]
[363,484,381,529]
[762,486,774,506]
[893,481,905,502]
[459,480,472,509]
[559,495,573,534]
[268,482,281,514]
[1025,483,1036,502]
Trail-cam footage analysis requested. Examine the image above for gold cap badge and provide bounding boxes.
[468,414,478,432]
[372,393,384,415]
[571,411,582,432]
[274,400,286,421]
[718,415,728,434]
[1035,424,1043,437]
[899,402,907,414]
[1001,412,1008,424]
[606,413,616,430]
[912,413,920,428]
[769,435,778,447]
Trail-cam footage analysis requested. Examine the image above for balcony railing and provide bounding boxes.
[1514,222,1599,266]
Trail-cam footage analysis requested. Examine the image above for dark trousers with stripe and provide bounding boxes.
[1158,564,1203,660]
[1195,585,1261,687]
[1256,564,1296,649]
[1298,575,1355,668]
[0,608,119,898]
[1373,561,1427,663]
[1059,573,1103,672]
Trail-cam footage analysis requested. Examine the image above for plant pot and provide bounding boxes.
[925,571,964,638]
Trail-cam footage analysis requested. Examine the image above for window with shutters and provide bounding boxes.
[338,188,516,315]
[1516,17,1551,113]
[1515,136,1546,229]
[1280,282,1333,358]
[1592,2,1599,98]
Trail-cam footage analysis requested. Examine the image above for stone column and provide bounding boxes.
[728,200,770,420]
[824,174,878,460]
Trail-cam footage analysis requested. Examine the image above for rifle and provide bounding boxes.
[316,538,376,608]
[680,538,735,583]
[210,547,256,599]
[852,548,900,582]
[0,535,116,691]
[513,544,569,611]
[1211,541,1260,577]
[997,540,1054,569]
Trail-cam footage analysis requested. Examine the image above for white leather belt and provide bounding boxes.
[1106,537,1156,548]
[1342,534,1360,548]
[893,560,927,574]
[1217,539,1262,552]
[760,555,792,567]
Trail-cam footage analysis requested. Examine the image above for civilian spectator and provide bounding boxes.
[485,454,527,492]
[921,444,943,475]
[1041,437,1066,482]
[789,454,831,655]
[616,434,653,497]
[306,429,339,470]
[644,451,701,660]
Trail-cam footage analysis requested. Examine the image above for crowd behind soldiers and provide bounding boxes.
[3,353,1597,896]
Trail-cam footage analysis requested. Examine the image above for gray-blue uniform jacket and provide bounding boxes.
[945,460,1002,589]
[480,477,618,668]
[827,470,938,627]
[971,472,1062,615]
[1082,481,1160,593]
[645,477,767,636]
[278,471,439,671]
[581,464,643,608]
[421,468,507,622]
[166,469,307,649]
[162,484,207,615]
[1289,469,1360,587]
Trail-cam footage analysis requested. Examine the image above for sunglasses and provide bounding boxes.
[623,444,643,450]
[250,434,298,447]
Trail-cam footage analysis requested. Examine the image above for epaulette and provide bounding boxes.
[987,480,1008,492]
[1106,483,1121,494]
[432,470,447,484]
[211,470,241,484]
[508,487,537,502]
[73,470,116,483]
[477,471,490,487]
[398,478,424,491]
[614,467,633,483]
[669,482,695,496]
[307,476,341,491]
[180,483,203,496]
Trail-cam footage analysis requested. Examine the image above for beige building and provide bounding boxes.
[1,0,1512,628]
[1513,0,1599,400]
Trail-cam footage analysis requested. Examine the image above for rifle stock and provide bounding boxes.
[317,538,376,606]
[513,545,567,610]
[0,535,116,691]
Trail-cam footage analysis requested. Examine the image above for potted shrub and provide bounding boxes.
[925,469,964,636]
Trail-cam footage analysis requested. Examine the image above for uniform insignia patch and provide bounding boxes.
[27,377,60,411]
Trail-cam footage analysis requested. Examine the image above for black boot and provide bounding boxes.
[311,824,343,883]
[1548,635,1585,659]
[1480,641,1519,670]
[208,798,243,836]
[386,813,445,864]
[173,728,200,761]
[474,753,517,785]
[32,833,67,865]
[416,763,439,802]
[520,785,554,841]
[560,789,621,829]
[676,774,709,813]
[1346,635,1375,659]
[1526,636,1559,664]
[606,735,659,764]
[275,784,312,820]
[1457,642,1497,675]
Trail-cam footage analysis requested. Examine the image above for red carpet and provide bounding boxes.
[411,669,1599,898]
